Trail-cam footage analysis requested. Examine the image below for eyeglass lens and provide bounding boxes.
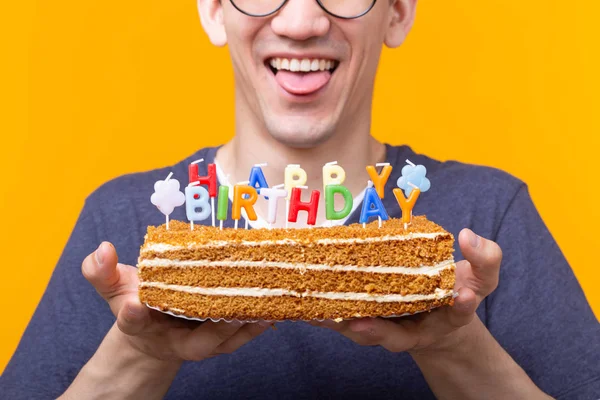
[230,0,376,19]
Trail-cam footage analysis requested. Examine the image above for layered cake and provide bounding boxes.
[137,215,456,321]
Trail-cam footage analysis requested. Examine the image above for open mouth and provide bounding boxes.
[266,57,339,96]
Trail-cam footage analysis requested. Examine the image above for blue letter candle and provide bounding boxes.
[185,185,211,224]
[359,185,389,224]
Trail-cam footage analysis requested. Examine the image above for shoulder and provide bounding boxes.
[83,147,217,239]
[388,145,528,240]
[87,147,216,206]
[391,144,526,196]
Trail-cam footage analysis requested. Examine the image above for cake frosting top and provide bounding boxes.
[142,215,451,248]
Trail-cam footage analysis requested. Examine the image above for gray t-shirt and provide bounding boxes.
[2,144,599,399]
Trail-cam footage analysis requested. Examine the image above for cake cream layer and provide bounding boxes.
[140,239,451,267]
[140,217,454,268]
[139,287,455,320]
[138,263,455,295]
[138,259,455,275]
[140,282,452,302]
[140,217,453,268]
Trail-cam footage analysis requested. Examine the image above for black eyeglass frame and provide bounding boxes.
[229,0,377,20]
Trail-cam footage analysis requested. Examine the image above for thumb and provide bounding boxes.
[82,242,120,294]
[82,242,136,315]
[458,229,502,296]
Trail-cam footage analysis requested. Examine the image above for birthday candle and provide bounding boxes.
[248,163,269,195]
[232,185,258,229]
[185,184,211,230]
[260,185,288,226]
[322,161,346,192]
[366,163,392,199]
[217,185,229,230]
[284,164,307,199]
[189,159,217,227]
[150,172,185,230]
[288,187,320,226]
[325,184,353,221]
[393,186,420,226]
[359,181,389,226]
[284,164,307,228]
[394,159,431,227]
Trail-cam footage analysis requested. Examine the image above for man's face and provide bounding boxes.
[200,0,413,148]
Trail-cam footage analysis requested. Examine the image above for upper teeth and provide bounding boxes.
[269,58,336,72]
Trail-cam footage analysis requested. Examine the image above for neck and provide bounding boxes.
[215,93,386,227]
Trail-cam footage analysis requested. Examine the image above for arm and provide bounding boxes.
[61,324,181,400]
[410,316,547,399]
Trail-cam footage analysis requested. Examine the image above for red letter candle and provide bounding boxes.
[288,187,320,226]
[189,159,218,227]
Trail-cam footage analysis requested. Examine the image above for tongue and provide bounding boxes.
[275,70,332,95]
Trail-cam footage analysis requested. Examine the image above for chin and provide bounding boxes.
[264,116,336,149]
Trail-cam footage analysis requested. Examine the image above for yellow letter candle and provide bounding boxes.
[322,161,346,192]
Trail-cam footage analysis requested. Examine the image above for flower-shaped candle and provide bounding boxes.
[151,173,185,230]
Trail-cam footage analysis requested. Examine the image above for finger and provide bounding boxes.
[345,318,419,352]
[410,287,477,337]
[82,242,120,296]
[82,242,139,315]
[214,321,272,354]
[312,317,417,352]
[458,229,502,294]
[116,297,153,336]
[317,288,477,353]
[309,320,350,332]
[170,320,247,361]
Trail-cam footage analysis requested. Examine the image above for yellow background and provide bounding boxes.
[2,0,598,373]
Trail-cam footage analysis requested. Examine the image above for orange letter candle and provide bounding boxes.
[232,185,258,223]
[366,164,392,199]
[393,187,421,226]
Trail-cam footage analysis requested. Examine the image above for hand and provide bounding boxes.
[311,229,502,354]
[81,242,271,362]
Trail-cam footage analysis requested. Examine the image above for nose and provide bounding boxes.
[271,0,331,40]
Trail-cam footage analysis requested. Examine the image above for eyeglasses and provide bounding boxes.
[229,0,377,20]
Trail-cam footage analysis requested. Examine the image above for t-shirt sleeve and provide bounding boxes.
[0,200,116,399]
[487,185,600,399]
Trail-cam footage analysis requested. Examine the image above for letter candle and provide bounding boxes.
[325,184,353,221]
[284,164,308,228]
[366,162,392,199]
[232,183,258,230]
[216,185,229,230]
[359,181,389,228]
[395,159,431,229]
[185,183,211,230]
[248,163,269,195]
[322,161,346,192]
[288,186,320,227]
[260,184,288,229]
[393,183,420,229]
[189,159,217,227]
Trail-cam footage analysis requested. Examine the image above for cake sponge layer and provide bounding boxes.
[139,287,455,321]
[138,264,455,295]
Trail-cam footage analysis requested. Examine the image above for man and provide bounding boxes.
[2,0,599,398]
